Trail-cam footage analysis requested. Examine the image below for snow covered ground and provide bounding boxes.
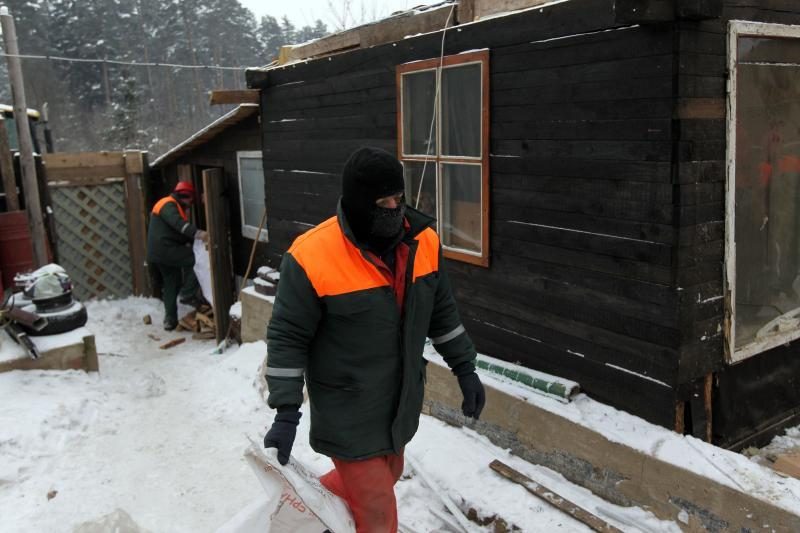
[0,296,783,532]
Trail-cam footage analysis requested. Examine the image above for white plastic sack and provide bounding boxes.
[216,441,355,533]
[193,240,214,306]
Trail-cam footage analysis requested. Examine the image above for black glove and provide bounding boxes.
[458,373,486,419]
[452,361,486,420]
[263,406,301,465]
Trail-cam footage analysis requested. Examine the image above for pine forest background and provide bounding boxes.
[0,0,329,156]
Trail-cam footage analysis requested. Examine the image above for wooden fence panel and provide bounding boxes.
[50,181,133,299]
[44,151,149,300]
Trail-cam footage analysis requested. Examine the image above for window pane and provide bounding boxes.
[738,37,800,64]
[733,36,800,349]
[442,63,481,157]
[441,164,481,254]
[402,70,436,156]
[240,156,265,228]
[404,161,437,219]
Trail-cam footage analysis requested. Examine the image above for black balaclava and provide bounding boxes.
[341,147,406,252]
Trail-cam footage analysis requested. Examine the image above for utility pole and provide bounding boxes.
[0,6,48,267]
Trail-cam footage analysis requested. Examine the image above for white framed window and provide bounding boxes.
[397,50,490,267]
[725,21,800,362]
[236,150,268,242]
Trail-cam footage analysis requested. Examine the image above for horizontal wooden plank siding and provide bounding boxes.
[254,0,703,427]
[672,2,800,446]
[155,115,267,277]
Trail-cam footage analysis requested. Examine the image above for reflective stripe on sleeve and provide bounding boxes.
[431,324,466,345]
[265,367,305,378]
[181,222,190,234]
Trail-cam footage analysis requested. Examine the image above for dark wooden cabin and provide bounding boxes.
[245,0,800,449]
[150,104,269,278]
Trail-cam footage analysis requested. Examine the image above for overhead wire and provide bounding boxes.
[414,1,455,211]
[0,52,251,71]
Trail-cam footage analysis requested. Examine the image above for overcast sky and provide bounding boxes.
[239,0,437,30]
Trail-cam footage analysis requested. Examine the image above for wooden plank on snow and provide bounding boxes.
[490,460,624,533]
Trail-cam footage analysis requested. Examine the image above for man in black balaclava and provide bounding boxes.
[263,146,486,532]
[340,146,407,256]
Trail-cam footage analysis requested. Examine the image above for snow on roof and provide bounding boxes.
[247,0,575,79]
[150,104,259,168]
[247,1,458,74]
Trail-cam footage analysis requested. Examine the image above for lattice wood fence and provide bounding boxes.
[50,182,132,299]
[44,151,150,300]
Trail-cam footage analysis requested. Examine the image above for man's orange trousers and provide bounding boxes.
[320,452,404,533]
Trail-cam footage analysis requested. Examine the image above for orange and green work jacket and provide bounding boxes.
[266,201,477,460]
[146,193,197,267]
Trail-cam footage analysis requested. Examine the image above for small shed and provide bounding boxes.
[245,0,800,449]
[150,103,268,279]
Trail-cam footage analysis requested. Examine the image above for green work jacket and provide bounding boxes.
[266,201,476,460]
[146,194,197,267]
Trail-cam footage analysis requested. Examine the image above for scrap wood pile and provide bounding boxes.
[177,303,216,340]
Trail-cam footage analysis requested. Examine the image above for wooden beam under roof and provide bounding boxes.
[209,89,260,106]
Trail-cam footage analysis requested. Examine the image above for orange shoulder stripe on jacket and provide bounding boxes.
[289,217,389,297]
[412,227,440,281]
[152,196,187,221]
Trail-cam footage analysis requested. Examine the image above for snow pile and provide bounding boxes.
[0,297,685,531]
[253,278,274,289]
[73,508,151,533]
[255,266,277,278]
[424,344,800,514]
[0,298,269,532]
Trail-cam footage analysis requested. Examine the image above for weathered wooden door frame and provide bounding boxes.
[724,21,800,363]
[202,167,234,343]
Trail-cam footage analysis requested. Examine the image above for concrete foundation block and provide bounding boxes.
[240,287,273,343]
